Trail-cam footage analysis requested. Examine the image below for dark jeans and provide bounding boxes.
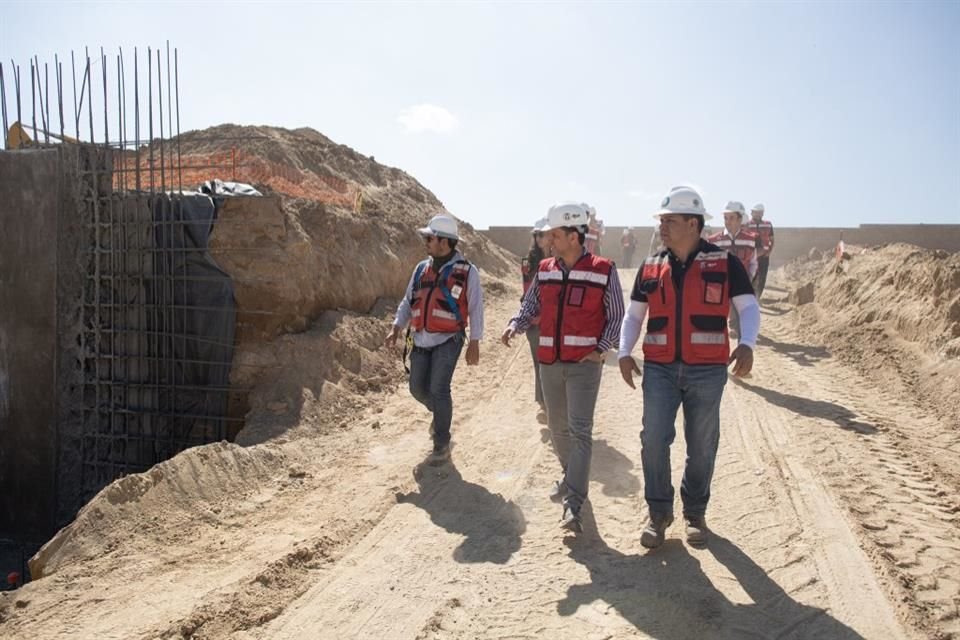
[640,361,727,518]
[525,326,544,406]
[755,256,770,300]
[409,334,464,445]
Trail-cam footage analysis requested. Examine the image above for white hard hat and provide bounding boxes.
[543,202,589,231]
[654,186,712,220]
[751,203,765,214]
[723,201,746,217]
[417,214,459,240]
[531,217,548,233]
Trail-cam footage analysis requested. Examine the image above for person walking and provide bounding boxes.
[621,227,637,268]
[747,203,774,301]
[502,202,624,534]
[521,217,552,424]
[708,201,759,336]
[619,186,759,548]
[385,214,484,464]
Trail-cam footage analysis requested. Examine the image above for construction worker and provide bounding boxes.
[521,217,553,423]
[619,186,759,548]
[747,203,774,300]
[621,227,637,268]
[501,202,625,534]
[584,205,603,255]
[708,202,760,336]
[385,214,484,464]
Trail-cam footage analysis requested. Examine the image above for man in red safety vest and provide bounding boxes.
[619,186,759,548]
[385,214,484,465]
[709,201,760,336]
[747,203,774,301]
[501,202,625,534]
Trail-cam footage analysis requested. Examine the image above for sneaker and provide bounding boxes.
[560,506,583,534]
[640,512,674,549]
[548,480,566,504]
[428,442,451,465]
[684,514,708,547]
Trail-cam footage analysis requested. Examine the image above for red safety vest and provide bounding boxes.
[410,259,471,333]
[536,253,613,364]
[709,228,758,269]
[747,220,774,252]
[639,249,731,365]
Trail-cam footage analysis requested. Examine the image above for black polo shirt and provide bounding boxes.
[631,240,755,303]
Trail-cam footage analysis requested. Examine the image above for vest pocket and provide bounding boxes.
[647,316,668,332]
[690,315,726,331]
[701,272,727,305]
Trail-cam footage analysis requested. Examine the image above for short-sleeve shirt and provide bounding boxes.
[631,240,755,302]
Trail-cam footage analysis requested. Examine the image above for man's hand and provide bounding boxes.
[728,344,754,377]
[384,325,401,349]
[465,340,480,365]
[501,325,518,347]
[580,350,604,364]
[619,356,642,388]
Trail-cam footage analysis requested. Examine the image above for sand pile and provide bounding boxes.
[25,124,519,578]
[781,243,960,427]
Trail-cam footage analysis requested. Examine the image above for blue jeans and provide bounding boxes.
[641,361,727,518]
[409,333,464,445]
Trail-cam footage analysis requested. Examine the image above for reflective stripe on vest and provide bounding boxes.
[563,335,598,346]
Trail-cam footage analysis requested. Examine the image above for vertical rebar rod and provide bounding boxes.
[0,64,8,148]
[134,48,141,192]
[71,51,79,139]
[148,48,154,195]
[174,48,182,193]
[56,57,65,141]
[33,57,46,141]
[12,62,22,139]
[43,61,50,143]
[85,50,94,143]
[101,48,108,154]
[43,62,53,144]
[157,49,165,193]
[116,55,123,191]
[30,60,36,142]
[166,42,173,192]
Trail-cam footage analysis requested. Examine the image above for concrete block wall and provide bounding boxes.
[481,224,960,269]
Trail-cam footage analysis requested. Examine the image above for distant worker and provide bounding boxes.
[621,227,637,268]
[619,185,759,548]
[709,202,759,336]
[385,214,484,464]
[584,205,604,255]
[747,203,774,300]
[521,217,553,424]
[502,202,624,534]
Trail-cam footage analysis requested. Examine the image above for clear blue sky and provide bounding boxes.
[4,1,959,229]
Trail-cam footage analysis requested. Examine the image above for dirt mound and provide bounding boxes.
[24,124,520,582]
[778,242,960,429]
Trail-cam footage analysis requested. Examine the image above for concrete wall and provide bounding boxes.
[0,149,62,539]
[481,224,960,269]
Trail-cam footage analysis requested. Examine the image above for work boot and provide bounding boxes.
[640,512,674,549]
[549,480,566,504]
[428,441,451,465]
[560,505,583,534]
[684,514,709,547]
